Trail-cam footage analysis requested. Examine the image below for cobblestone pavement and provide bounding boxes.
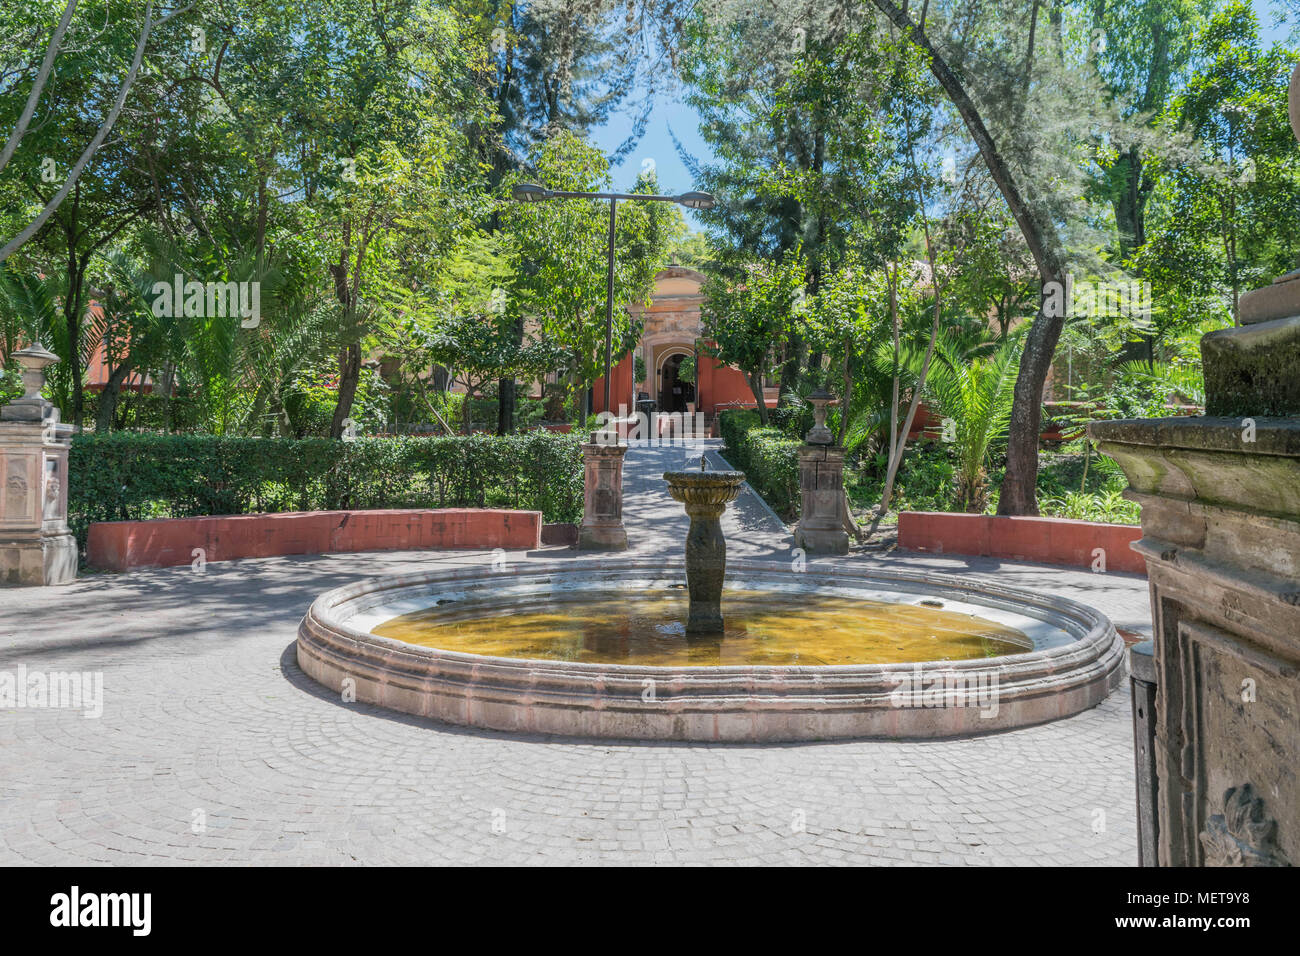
[0,442,1150,865]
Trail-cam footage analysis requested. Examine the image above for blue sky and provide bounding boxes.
[588,0,1297,229]
[589,85,714,227]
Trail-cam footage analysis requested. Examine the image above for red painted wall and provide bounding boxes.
[87,508,543,572]
[592,352,636,415]
[696,354,756,414]
[592,347,769,416]
[897,511,1145,574]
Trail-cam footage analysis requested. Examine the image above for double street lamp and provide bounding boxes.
[511,182,716,418]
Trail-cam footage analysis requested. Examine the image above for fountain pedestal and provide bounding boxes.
[0,344,77,586]
[578,431,628,551]
[663,470,745,633]
[795,445,849,555]
[794,388,849,555]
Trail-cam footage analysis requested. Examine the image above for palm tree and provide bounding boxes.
[886,331,1022,513]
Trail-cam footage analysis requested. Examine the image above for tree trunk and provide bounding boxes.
[1112,146,1148,258]
[872,0,1067,517]
[748,372,769,426]
[95,360,132,433]
[496,316,522,435]
[329,342,361,439]
[496,376,515,435]
[778,330,804,400]
[65,251,85,429]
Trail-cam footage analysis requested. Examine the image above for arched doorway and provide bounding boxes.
[659,351,696,414]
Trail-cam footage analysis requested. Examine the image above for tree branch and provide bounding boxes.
[0,1,191,263]
[0,0,79,176]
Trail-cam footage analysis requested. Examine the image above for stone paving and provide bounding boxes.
[0,441,1150,865]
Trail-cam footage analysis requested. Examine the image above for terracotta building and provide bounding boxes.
[591,266,772,417]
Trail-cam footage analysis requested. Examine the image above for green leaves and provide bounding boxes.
[701,252,806,380]
[66,430,586,556]
[880,331,1023,513]
[501,129,672,399]
[717,411,801,520]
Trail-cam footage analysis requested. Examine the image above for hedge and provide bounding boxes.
[718,410,801,520]
[68,431,585,555]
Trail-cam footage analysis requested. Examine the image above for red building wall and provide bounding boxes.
[592,349,765,417]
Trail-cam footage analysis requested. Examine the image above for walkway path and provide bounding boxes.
[620,438,790,557]
[0,442,1151,865]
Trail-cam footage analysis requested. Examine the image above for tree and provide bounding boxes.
[1158,2,1300,324]
[1084,0,1211,260]
[885,331,1022,513]
[503,129,672,419]
[464,0,654,433]
[699,252,806,426]
[0,1,198,426]
[866,0,1106,516]
[679,7,932,397]
[425,309,563,433]
[0,1,197,264]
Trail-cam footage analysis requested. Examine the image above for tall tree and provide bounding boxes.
[502,129,672,419]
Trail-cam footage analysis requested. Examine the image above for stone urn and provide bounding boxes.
[663,468,746,633]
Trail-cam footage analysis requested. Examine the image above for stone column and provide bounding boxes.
[1,344,77,586]
[1088,63,1300,867]
[578,431,628,550]
[794,388,849,555]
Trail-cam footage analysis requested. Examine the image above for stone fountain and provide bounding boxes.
[662,457,746,632]
[1088,63,1300,867]
[297,356,1122,742]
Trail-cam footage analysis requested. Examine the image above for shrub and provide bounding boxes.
[718,409,800,519]
[68,431,585,556]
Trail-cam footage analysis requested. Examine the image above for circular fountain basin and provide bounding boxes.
[296,558,1125,741]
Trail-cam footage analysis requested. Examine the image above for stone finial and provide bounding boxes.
[805,387,834,445]
[12,343,58,399]
[2,342,60,423]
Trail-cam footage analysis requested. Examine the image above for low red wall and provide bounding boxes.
[87,508,543,572]
[897,512,1145,574]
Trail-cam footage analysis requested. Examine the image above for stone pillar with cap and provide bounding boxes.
[1,344,77,586]
[577,429,629,550]
[794,387,849,555]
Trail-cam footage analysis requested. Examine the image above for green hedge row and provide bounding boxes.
[718,410,801,520]
[68,431,585,553]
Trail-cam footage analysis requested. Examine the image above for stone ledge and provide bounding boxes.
[1090,415,1300,455]
[86,508,543,571]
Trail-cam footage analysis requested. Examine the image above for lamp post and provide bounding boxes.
[511,182,716,419]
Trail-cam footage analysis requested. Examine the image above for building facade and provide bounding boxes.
[592,266,770,418]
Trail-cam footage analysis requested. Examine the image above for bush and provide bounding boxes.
[767,393,813,439]
[718,409,800,519]
[847,441,957,518]
[68,431,585,556]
